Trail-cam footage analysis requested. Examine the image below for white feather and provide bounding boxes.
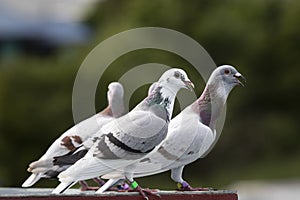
[99,65,243,192]
[23,82,125,187]
[52,181,76,194]
[55,68,194,193]
[96,179,119,194]
[58,154,136,183]
[22,173,43,187]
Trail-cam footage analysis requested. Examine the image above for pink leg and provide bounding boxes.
[177,181,214,191]
[126,180,160,200]
[79,178,105,191]
[128,186,160,200]
[92,178,105,186]
[116,182,130,191]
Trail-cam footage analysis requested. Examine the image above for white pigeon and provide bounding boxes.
[22,82,125,189]
[52,68,194,198]
[98,65,245,192]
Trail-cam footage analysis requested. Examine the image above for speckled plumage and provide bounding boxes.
[22,82,125,188]
[53,68,194,195]
[99,65,245,192]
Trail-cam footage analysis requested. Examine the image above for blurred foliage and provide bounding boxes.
[0,0,300,189]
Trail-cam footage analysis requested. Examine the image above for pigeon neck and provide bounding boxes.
[159,86,177,119]
[192,82,227,129]
[146,86,177,121]
[109,96,125,118]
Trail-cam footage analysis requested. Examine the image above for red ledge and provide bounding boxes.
[0,188,238,200]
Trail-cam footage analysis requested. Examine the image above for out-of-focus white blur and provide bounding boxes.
[0,0,103,51]
[230,180,300,200]
[0,0,101,22]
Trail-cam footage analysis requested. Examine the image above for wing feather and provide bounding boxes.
[58,154,135,182]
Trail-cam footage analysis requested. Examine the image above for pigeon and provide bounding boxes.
[98,65,245,192]
[52,68,194,198]
[46,82,159,192]
[22,82,125,189]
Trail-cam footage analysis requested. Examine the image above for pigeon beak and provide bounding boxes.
[233,72,246,87]
[184,80,195,91]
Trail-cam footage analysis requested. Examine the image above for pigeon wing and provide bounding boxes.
[58,109,168,182]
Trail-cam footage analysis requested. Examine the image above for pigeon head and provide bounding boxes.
[158,68,194,92]
[192,65,244,129]
[209,65,245,93]
[107,82,125,117]
[107,82,124,101]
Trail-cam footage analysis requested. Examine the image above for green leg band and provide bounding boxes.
[130,181,139,189]
[177,182,183,189]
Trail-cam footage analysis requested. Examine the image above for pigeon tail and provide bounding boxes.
[52,181,76,194]
[28,159,53,172]
[53,145,88,166]
[22,173,43,187]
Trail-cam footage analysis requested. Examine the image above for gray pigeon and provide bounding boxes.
[98,65,245,192]
[52,68,194,198]
[22,82,125,189]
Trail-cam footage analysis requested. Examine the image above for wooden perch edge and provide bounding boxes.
[0,188,238,200]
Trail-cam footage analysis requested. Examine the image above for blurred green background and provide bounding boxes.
[0,0,300,190]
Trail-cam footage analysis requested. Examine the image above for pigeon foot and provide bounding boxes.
[128,186,160,200]
[177,181,215,191]
[79,178,107,191]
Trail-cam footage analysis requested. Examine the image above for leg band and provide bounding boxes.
[130,181,139,189]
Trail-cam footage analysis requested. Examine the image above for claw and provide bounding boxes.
[79,177,106,191]
[117,182,130,191]
[177,181,215,191]
[129,186,160,199]
[79,183,99,191]
[92,178,106,186]
[126,179,160,199]
[177,186,212,191]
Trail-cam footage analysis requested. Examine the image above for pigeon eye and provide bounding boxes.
[174,71,180,78]
[224,69,230,75]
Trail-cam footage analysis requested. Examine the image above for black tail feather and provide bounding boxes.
[53,145,88,166]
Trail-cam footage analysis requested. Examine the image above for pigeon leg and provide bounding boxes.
[92,177,106,186]
[177,181,213,191]
[97,179,130,192]
[116,182,130,191]
[79,178,107,191]
[126,179,160,200]
[79,180,98,191]
[171,166,214,191]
